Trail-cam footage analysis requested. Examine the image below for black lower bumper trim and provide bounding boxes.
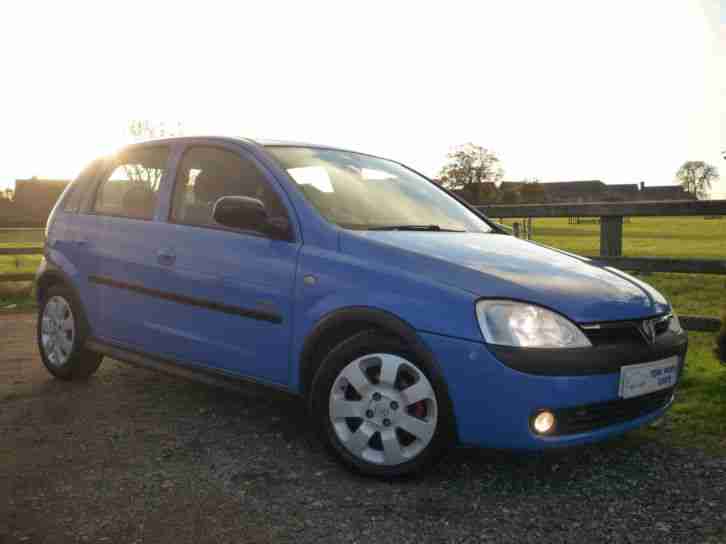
[546,388,674,436]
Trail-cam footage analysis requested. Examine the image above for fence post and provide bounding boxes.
[600,216,623,256]
[526,217,533,239]
[513,222,520,238]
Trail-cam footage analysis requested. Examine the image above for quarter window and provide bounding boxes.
[63,159,103,213]
[171,146,288,236]
[93,147,169,220]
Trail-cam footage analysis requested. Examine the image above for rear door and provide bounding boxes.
[87,145,175,349]
[145,143,300,386]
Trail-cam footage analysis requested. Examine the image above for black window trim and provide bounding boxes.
[168,143,297,243]
[88,145,172,222]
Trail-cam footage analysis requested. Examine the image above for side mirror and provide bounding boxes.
[212,196,268,231]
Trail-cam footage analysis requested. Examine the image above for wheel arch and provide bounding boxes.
[35,260,76,305]
[35,260,90,333]
[298,307,450,403]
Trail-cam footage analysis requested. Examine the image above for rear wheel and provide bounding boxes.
[37,285,102,380]
[310,331,455,478]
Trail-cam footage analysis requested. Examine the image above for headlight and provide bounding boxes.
[476,300,592,348]
[668,312,683,334]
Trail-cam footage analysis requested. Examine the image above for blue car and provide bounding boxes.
[37,137,687,477]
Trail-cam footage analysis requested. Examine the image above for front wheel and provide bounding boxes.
[310,331,455,478]
[37,285,102,380]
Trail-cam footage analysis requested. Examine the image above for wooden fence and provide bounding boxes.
[0,228,44,282]
[478,200,725,332]
[2,203,724,332]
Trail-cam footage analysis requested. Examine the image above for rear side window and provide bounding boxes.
[170,146,288,234]
[93,147,169,220]
[63,159,103,213]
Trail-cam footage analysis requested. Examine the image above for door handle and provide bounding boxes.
[156,249,176,266]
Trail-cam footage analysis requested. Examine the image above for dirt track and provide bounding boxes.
[2,313,725,543]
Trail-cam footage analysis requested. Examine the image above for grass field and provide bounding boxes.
[520,216,726,259]
[1,218,724,451]
[0,229,42,309]
[1,220,724,314]
[0,228,43,277]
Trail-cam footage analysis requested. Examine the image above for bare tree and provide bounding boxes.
[128,119,184,142]
[676,160,719,200]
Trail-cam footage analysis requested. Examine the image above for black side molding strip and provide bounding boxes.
[88,275,282,324]
[85,338,299,399]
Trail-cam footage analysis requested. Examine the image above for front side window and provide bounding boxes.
[93,147,169,220]
[266,146,491,233]
[171,146,288,235]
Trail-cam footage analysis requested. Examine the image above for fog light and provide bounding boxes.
[533,411,556,434]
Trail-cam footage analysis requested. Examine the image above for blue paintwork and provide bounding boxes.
[418,331,677,448]
[43,136,682,450]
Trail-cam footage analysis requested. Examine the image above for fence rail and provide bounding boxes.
[477,199,726,219]
[0,272,36,282]
[476,200,724,332]
[0,246,44,256]
[1,215,723,332]
[588,256,726,275]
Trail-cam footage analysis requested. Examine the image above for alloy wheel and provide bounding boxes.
[328,353,438,466]
[41,296,75,367]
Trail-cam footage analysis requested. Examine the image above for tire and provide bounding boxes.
[310,330,455,478]
[37,284,102,380]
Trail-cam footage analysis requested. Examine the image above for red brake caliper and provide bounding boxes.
[409,401,427,419]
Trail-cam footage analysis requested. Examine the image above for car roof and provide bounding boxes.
[122,136,391,161]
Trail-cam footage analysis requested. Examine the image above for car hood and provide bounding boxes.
[340,231,669,323]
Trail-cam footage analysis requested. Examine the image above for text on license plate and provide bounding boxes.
[618,356,679,399]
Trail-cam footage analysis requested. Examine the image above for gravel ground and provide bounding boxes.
[2,313,725,543]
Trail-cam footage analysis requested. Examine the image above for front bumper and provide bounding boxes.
[420,331,686,450]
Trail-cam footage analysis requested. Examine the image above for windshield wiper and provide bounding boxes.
[366,224,466,232]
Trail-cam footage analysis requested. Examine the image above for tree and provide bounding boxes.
[438,143,503,191]
[675,161,719,200]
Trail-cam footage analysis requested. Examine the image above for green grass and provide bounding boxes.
[0,229,43,309]
[1,219,724,454]
[0,227,44,248]
[636,332,726,453]
[524,216,726,259]
[509,216,726,452]
[0,228,43,301]
[515,216,726,319]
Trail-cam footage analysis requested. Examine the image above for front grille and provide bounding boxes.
[550,388,674,436]
[582,314,673,347]
[584,325,643,346]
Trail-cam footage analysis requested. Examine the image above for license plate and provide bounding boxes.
[619,356,679,399]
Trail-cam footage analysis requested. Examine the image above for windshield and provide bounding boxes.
[266,146,492,233]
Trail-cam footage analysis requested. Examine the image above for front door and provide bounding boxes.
[143,144,300,386]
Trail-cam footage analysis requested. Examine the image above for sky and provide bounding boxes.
[1,0,723,197]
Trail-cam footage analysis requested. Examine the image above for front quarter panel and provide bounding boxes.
[289,244,479,390]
